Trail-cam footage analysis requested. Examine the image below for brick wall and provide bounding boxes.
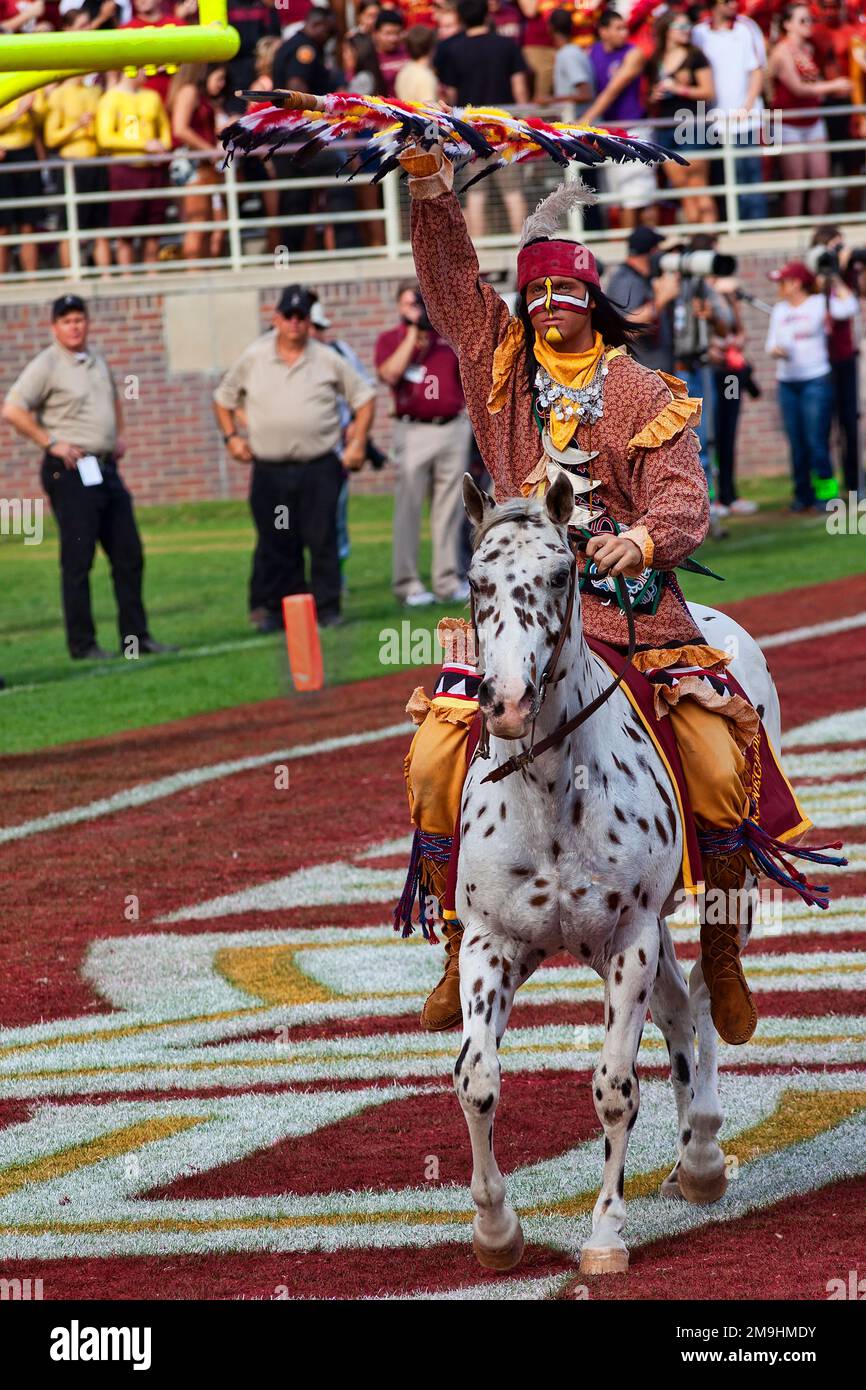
[0,250,848,507]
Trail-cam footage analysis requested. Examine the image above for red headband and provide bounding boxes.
[516,238,601,293]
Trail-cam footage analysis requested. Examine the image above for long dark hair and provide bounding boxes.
[517,250,644,391]
[646,10,705,87]
[345,32,385,95]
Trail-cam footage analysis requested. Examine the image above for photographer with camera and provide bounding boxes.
[765,259,856,512]
[667,236,759,519]
[668,236,717,504]
[375,281,471,607]
[606,226,679,373]
[809,228,864,498]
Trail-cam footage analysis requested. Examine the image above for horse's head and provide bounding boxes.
[464,472,577,741]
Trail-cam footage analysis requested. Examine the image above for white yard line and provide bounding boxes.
[0,721,412,846]
[756,610,866,650]
[0,634,277,698]
[3,606,865,845]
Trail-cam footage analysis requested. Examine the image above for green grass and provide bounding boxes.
[1,476,864,756]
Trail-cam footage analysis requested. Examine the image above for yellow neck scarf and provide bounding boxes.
[534,329,606,450]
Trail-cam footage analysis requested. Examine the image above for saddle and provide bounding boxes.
[441,651,813,914]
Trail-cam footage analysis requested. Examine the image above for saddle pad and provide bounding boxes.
[589,638,703,895]
[442,648,813,913]
[443,649,703,910]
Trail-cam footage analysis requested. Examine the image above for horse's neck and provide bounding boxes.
[530,629,616,782]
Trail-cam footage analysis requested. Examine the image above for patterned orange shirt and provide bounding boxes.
[410,189,709,650]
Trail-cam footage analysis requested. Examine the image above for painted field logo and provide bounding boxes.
[50,1321,152,1370]
[0,1276,43,1300]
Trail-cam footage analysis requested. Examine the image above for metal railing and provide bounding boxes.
[0,102,864,281]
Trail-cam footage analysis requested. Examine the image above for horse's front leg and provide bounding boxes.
[581,912,660,1276]
[454,927,529,1271]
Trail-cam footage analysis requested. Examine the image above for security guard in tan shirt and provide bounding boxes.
[2,294,176,661]
[214,284,375,630]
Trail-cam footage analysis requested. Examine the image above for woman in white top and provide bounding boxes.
[765,259,857,510]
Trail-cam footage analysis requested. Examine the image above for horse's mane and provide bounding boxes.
[471,495,549,547]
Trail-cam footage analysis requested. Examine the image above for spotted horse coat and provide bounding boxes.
[453,475,776,1277]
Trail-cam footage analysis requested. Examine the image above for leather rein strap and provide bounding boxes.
[476,533,637,785]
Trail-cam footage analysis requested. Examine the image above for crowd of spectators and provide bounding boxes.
[2,0,866,269]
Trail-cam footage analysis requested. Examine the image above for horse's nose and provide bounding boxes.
[521,678,536,708]
[478,677,495,707]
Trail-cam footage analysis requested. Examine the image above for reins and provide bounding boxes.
[471,527,637,785]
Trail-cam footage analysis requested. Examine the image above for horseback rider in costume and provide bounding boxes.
[393,142,807,1049]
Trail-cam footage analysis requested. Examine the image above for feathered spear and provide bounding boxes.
[219,91,685,189]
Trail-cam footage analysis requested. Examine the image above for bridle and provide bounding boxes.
[470,520,637,785]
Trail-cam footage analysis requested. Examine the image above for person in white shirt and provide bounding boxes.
[765,259,857,511]
[692,0,768,220]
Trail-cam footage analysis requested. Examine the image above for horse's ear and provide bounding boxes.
[545,471,574,527]
[463,473,495,526]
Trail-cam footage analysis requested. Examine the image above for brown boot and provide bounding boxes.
[420,918,463,1031]
[700,850,758,1046]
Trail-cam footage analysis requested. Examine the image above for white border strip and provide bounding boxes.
[0,722,411,846]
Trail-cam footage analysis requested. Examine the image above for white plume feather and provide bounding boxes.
[518,180,599,250]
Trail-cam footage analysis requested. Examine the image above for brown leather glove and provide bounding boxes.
[398,144,444,179]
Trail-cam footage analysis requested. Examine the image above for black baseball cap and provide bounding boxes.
[276,285,315,319]
[51,294,87,320]
[627,226,665,256]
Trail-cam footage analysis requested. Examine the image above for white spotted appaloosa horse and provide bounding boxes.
[455,473,778,1276]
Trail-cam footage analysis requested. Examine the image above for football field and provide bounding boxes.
[1,554,865,1300]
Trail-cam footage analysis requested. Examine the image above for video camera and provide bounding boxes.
[651,249,738,279]
[403,289,433,333]
[805,243,866,279]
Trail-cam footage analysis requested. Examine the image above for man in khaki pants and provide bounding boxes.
[375,282,471,606]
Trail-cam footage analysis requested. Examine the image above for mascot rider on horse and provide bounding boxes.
[395,140,778,1050]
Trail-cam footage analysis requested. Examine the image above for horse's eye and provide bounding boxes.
[551,568,570,589]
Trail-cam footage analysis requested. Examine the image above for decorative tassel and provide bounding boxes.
[698,822,847,910]
[392,831,452,939]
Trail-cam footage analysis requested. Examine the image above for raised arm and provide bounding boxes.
[401,145,512,372]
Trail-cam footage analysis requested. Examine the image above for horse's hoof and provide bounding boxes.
[678,1165,728,1205]
[660,1170,683,1200]
[579,1245,629,1276]
[472,1222,525,1271]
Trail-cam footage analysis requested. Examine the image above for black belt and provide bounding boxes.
[253,451,336,467]
[397,414,461,426]
[44,450,116,469]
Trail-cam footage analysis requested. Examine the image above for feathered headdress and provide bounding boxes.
[518,180,598,249]
[219,91,683,191]
[516,182,602,291]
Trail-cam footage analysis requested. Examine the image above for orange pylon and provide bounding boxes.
[282,594,324,692]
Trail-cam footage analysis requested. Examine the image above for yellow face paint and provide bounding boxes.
[542,278,564,342]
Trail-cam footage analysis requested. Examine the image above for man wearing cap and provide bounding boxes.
[214,285,376,630]
[766,259,855,511]
[606,227,680,374]
[2,295,176,661]
[375,280,471,607]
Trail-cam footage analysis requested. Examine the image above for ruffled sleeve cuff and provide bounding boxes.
[619,524,654,575]
[627,372,702,457]
[406,686,431,725]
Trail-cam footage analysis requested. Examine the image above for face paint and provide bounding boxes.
[527,277,592,320]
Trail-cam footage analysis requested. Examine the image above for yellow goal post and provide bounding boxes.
[0,0,239,106]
